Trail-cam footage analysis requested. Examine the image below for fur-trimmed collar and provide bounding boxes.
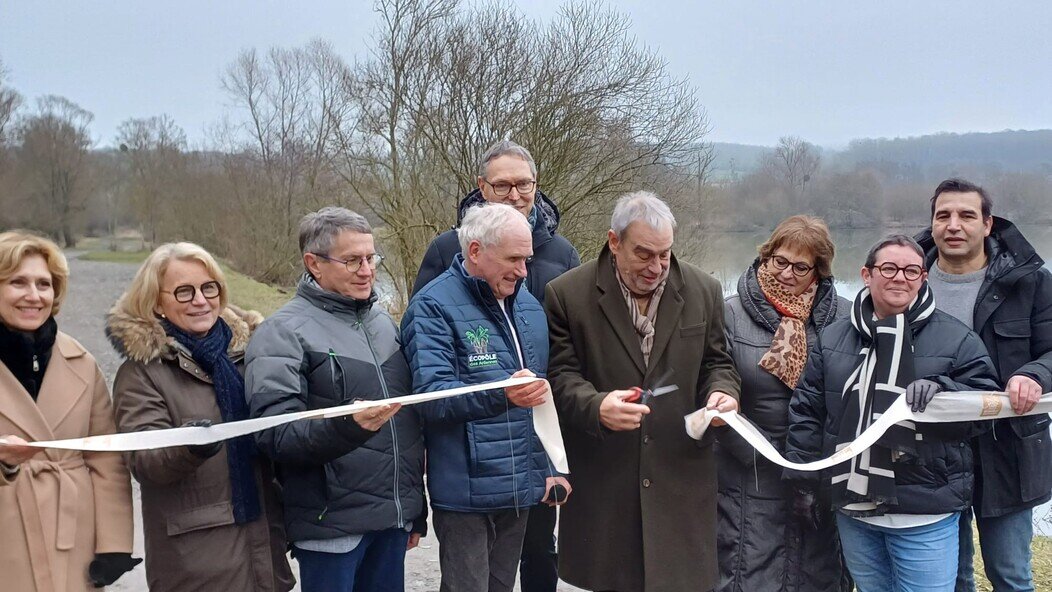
[106,304,263,364]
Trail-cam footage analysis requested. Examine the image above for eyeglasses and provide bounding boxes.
[767,255,815,277]
[163,281,221,303]
[313,252,384,273]
[871,262,925,281]
[483,179,536,197]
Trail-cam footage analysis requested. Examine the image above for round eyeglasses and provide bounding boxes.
[767,255,815,277]
[163,281,222,303]
[871,262,924,281]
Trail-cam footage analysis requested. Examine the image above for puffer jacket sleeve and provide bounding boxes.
[400,295,507,424]
[783,337,828,484]
[112,360,209,485]
[1012,267,1052,392]
[718,299,774,468]
[925,329,1000,394]
[567,244,582,270]
[696,275,742,403]
[246,317,376,464]
[921,329,1001,440]
[411,234,452,298]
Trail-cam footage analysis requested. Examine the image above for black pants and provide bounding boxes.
[519,502,558,592]
[433,508,530,592]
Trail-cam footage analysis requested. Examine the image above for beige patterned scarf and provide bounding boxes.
[756,265,817,388]
[615,264,667,367]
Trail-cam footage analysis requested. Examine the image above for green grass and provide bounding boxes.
[218,262,291,317]
[972,529,1051,591]
[76,249,291,317]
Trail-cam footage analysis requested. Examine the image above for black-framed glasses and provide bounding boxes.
[872,262,925,281]
[163,281,221,303]
[767,254,815,277]
[313,252,384,272]
[483,179,536,197]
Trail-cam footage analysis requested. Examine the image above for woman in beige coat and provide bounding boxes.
[0,231,137,591]
[108,242,294,592]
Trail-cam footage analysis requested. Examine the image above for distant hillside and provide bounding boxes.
[701,130,1052,184]
[833,129,1052,173]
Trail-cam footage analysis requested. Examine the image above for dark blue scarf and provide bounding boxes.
[164,318,261,524]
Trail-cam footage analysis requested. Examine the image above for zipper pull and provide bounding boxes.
[32,355,39,373]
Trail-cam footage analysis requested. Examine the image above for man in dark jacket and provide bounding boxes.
[545,191,741,592]
[412,139,579,592]
[402,202,559,592]
[246,207,426,591]
[915,178,1052,592]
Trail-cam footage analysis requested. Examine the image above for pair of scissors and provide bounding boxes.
[628,368,679,406]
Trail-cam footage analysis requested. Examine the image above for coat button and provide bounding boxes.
[993,295,1000,300]
[643,435,651,444]
[642,478,651,488]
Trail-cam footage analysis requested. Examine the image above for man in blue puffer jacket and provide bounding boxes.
[412,139,579,592]
[401,203,556,592]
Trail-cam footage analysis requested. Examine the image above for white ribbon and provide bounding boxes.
[1,376,570,474]
[685,391,1051,471]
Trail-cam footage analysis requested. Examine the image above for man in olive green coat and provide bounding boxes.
[544,191,741,592]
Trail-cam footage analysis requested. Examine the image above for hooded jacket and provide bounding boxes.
[784,308,1001,515]
[401,255,551,511]
[411,188,581,303]
[108,305,294,592]
[717,263,851,592]
[245,276,425,543]
[917,217,1052,517]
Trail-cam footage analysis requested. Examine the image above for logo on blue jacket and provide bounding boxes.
[465,326,499,368]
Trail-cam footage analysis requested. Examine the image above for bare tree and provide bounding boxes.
[217,40,350,282]
[330,0,712,309]
[116,114,188,244]
[16,95,94,246]
[761,135,821,208]
[0,57,21,144]
[330,0,459,311]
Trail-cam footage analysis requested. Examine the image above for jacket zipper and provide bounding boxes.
[357,312,404,529]
[494,299,527,513]
[32,355,39,372]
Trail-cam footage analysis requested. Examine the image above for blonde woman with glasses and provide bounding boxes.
[107,242,295,592]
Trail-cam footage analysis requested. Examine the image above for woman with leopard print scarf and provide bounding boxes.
[716,216,853,592]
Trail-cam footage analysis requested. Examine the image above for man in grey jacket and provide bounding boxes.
[246,206,426,591]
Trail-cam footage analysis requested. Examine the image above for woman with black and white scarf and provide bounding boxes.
[783,234,1000,592]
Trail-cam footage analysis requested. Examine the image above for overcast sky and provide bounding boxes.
[3,0,1050,148]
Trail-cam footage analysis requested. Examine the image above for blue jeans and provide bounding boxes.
[294,528,411,592]
[837,513,959,592]
[956,507,1034,592]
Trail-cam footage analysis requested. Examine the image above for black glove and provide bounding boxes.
[904,379,943,413]
[182,419,223,459]
[89,552,142,587]
[791,486,821,531]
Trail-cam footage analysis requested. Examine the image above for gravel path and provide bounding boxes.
[61,253,582,592]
